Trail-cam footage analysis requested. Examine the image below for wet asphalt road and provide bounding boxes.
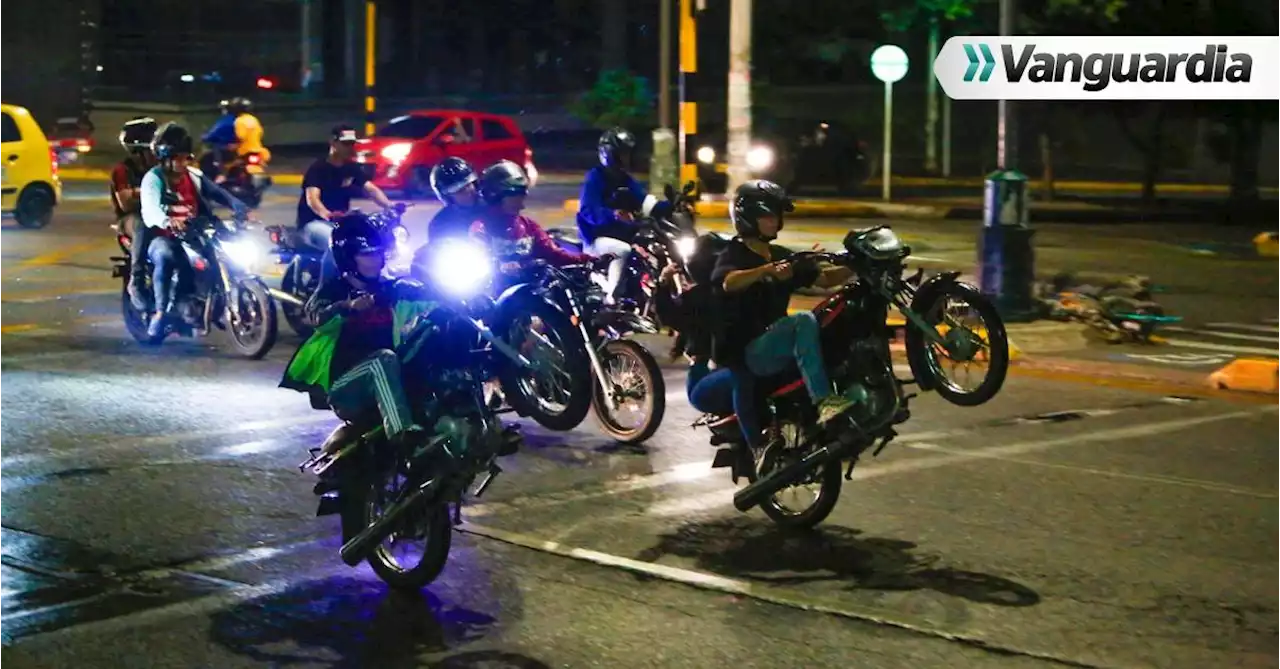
[1,184,1277,668]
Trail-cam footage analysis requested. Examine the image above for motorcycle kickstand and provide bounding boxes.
[472,462,503,499]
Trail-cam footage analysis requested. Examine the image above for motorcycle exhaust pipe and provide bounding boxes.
[733,437,855,512]
[339,477,441,566]
[268,288,306,307]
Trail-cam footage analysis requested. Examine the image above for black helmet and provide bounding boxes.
[598,127,636,170]
[152,122,195,161]
[119,117,158,153]
[331,211,390,274]
[430,157,477,203]
[477,160,529,205]
[227,97,252,115]
[730,180,793,240]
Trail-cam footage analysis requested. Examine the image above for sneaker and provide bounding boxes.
[816,385,869,425]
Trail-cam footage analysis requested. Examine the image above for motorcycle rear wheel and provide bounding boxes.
[591,339,665,444]
[754,424,843,530]
[340,476,452,591]
[280,256,318,338]
[121,277,163,346]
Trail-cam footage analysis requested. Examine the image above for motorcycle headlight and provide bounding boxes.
[675,236,696,261]
[746,145,775,172]
[222,238,262,269]
[429,239,492,298]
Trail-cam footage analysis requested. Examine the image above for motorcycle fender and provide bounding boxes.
[593,310,658,335]
[493,282,538,312]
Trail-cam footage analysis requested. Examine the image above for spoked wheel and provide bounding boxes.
[906,281,1010,407]
[280,256,319,337]
[226,280,278,359]
[754,422,843,530]
[494,298,592,431]
[341,469,452,591]
[591,339,665,444]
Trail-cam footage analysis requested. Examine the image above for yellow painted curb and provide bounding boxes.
[1253,232,1278,259]
[58,167,303,187]
[1207,358,1279,394]
[561,198,941,219]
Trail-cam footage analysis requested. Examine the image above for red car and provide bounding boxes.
[356,109,538,197]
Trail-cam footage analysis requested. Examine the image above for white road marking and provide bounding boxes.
[1204,322,1279,334]
[1163,326,1278,343]
[1158,338,1279,357]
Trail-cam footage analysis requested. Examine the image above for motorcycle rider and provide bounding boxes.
[112,117,159,310]
[227,97,271,167]
[473,160,597,280]
[200,99,240,179]
[576,127,670,303]
[711,180,860,448]
[280,212,434,451]
[410,157,480,280]
[297,125,397,286]
[139,122,251,338]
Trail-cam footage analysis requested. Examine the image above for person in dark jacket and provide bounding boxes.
[411,157,480,281]
[112,117,159,310]
[280,212,437,450]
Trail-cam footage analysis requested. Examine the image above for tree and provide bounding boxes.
[569,69,655,130]
[880,0,983,174]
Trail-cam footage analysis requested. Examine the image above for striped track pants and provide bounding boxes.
[328,350,413,439]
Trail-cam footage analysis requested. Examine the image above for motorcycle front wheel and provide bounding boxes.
[905,281,1010,407]
[280,256,319,337]
[591,339,665,444]
[226,279,278,359]
[493,296,592,431]
[120,276,163,346]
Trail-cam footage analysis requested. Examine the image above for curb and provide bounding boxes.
[561,198,948,220]
[1207,358,1279,394]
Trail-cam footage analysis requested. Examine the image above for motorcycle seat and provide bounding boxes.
[700,368,806,428]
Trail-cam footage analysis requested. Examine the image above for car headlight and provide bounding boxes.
[696,146,716,165]
[675,236,696,261]
[429,239,493,297]
[746,145,774,172]
[222,238,262,269]
[380,143,412,163]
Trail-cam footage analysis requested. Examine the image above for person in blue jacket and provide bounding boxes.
[200,99,240,178]
[575,127,670,303]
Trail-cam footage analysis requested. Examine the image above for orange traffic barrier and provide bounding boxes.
[1207,358,1279,394]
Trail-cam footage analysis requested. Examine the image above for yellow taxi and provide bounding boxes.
[1,103,62,228]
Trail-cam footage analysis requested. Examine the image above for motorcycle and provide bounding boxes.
[548,181,700,328]
[438,236,666,444]
[110,215,279,359]
[265,204,413,338]
[298,281,521,591]
[693,225,1010,529]
[200,148,272,209]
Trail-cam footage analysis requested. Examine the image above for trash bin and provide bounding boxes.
[978,169,1038,321]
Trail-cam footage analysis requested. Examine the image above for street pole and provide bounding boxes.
[364,0,376,137]
[882,81,893,201]
[724,0,753,196]
[649,0,677,194]
[678,0,700,189]
[942,94,952,177]
[996,0,1017,168]
[924,17,939,173]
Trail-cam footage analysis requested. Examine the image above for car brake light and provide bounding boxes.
[49,148,58,173]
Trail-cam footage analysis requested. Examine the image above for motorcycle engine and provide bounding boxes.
[835,336,898,423]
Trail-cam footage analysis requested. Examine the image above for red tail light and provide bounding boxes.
[192,258,208,271]
[247,154,262,165]
[49,148,58,174]
[268,229,282,245]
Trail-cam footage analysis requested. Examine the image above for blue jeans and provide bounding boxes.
[732,311,833,445]
[686,361,736,415]
[301,220,340,285]
[147,235,192,314]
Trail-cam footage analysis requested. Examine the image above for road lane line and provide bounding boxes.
[1,241,109,276]
[1163,327,1278,343]
[1203,323,1279,334]
[1,287,118,303]
[456,522,1112,669]
[903,443,1277,498]
[644,406,1276,517]
[1158,338,1279,357]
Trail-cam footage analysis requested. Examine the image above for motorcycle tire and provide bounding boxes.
[905,281,1009,407]
[340,478,452,591]
[493,295,592,432]
[226,279,278,360]
[121,276,163,346]
[280,257,318,338]
[755,439,843,530]
[590,339,666,444]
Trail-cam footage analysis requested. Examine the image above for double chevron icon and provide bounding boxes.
[962,43,997,82]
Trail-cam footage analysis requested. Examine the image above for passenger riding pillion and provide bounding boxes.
[112,116,159,311]
[576,127,671,301]
[473,160,597,280]
[711,180,862,447]
[138,122,250,338]
[297,125,398,286]
[280,212,440,452]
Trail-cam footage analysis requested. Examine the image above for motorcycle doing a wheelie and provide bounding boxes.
[439,236,667,444]
[299,255,523,591]
[266,204,414,338]
[694,226,1011,529]
[111,213,278,358]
